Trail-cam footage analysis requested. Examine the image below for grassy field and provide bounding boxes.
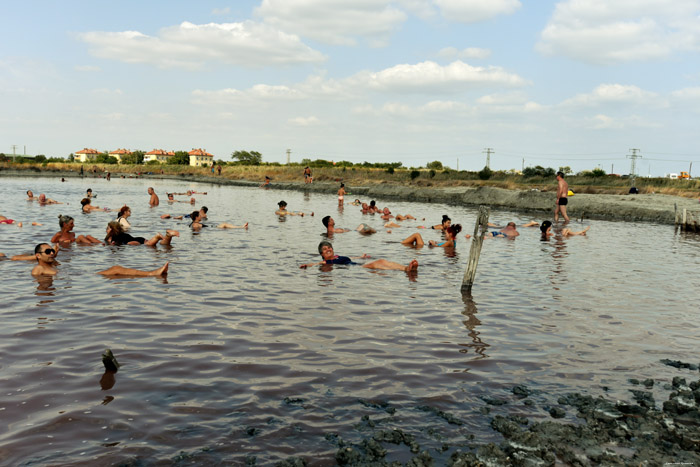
[3,162,700,198]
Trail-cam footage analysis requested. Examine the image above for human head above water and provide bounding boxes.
[318,240,333,255]
[441,215,451,227]
[34,243,51,254]
[118,205,130,217]
[80,198,91,206]
[278,200,287,208]
[322,215,331,228]
[446,224,462,238]
[540,220,552,233]
[58,214,74,228]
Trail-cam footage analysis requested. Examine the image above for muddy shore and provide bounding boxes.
[4,168,699,224]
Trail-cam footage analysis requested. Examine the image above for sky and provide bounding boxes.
[2,0,700,175]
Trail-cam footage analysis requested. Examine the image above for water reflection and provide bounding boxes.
[100,371,117,391]
[459,293,489,359]
[35,275,55,294]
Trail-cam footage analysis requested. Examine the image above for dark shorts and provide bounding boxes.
[558,197,568,206]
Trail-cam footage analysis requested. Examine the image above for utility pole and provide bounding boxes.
[689,162,693,178]
[12,144,17,162]
[456,158,459,171]
[627,148,642,176]
[286,149,291,165]
[483,148,494,169]
[611,164,614,175]
[522,158,525,172]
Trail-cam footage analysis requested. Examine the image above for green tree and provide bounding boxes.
[558,166,573,175]
[231,150,262,165]
[170,151,190,165]
[95,153,118,164]
[426,160,443,170]
[68,153,75,162]
[478,166,493,180]
[34,155,47,162]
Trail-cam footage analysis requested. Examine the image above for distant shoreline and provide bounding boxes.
[3,168,698,225]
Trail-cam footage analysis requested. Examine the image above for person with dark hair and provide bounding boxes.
[338,183,346,203]
[260,176,271,188]
[540,220,589,239]
[304,166,312,184]
[401,224,462,248]
[31,243,59,276]
[368,200,381,213]
[51,215,103,245]
[117,206,132,229]
[189,210,246,230]
[322,215,350,235]
[299,241,419,273]
[104,221,178,246]
[86,188,95,198]
[555,172,570,222]
[81,197,108,213]
[432,215,451,230]
[276,200,309,216]
[26,190,35,200]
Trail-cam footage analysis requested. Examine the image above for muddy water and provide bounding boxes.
[0,176,698,465]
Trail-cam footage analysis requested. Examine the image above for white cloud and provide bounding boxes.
[583,113,662,129]
[671,86,700,99]
[79,21,325,70]
[349,60,527,92]
[288,116,321,126]
[75,65,101,72]
[438,47,491,60]
[255,0,406,46]
[537,0,700,64]
[212,7,231,16]
[434,0,521,23]
[562,84,660,107]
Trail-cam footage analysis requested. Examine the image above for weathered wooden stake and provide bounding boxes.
[683,208,687,230]
[461,206,490,294]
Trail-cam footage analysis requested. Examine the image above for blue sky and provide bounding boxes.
[2,0,700,175]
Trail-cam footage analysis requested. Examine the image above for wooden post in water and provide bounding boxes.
[461,206,490,294]
[683,208,687,231]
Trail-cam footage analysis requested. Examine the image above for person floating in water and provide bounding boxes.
[51,215,103,245]
[81,198,109,213]
[322,215,350,235]
[402,224,462,248]
[276,200,311,217]
[104,221,178,246]
[38,194,62,205]
[555,171,570,223]
[299,241,418,274]
[540,220,589,239]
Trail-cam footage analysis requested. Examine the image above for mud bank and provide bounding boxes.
[4,169,699,224]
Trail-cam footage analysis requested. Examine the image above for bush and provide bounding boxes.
[386,167,394,174]
[478,166,493,180]
[410,170,420,180]
[429,169,436,178]
[426,160,443,170]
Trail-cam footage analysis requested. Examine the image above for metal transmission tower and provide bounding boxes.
[627,148,642,187]
[12,144,18,162]
[286,149,291,165]
[483,148,494,169]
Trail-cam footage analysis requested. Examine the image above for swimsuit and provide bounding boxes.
[0,219,14,224]
[558,197,568,206]
[491,231,507,237]
[112,232,145,245]
[325,256,354,265]
[338,196,344,201]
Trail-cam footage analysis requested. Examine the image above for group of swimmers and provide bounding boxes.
[3,186,248,277]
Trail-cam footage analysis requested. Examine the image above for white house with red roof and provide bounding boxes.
[108,148,131,164]
[75,148,100,163]
[145,149,175,163]
[188,148,214,167]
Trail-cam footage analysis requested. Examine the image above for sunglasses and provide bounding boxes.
[42,248,55,255]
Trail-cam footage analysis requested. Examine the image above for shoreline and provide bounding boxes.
[4,169,698,225]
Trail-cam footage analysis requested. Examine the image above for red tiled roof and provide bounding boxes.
[188,148,213,157]
[75,148,99,154]
[109,148,131,155]
[146,149,170,156]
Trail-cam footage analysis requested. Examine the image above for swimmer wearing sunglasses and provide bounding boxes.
[32,243,59,276]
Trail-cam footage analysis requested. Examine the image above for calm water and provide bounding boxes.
[0,176,698,465]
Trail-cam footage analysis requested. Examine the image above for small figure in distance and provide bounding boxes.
[395,214,416,221]
[51,214,103,245]
[81,198,109,213]
[38,194,62,205]
[381,207,393,220]
[304,166,312,184]
[555,171,570,223]
[26,190,35,201]
[338,183,346,203]
[402,224,462,248]
[86,188,95,198]
[300,241,419,274]
[322,215,350,235]
[368,200,381,213]
[0,214,41,228]
[260,175,272,188]
[350,198,361,206]
[98,262,169,277]
[148,187,159,207]
[466,221,520,239]
[360,202,370,214]
[31,243,59,276]
[432,215,451,230]
[104,221,178,246]
[276,200,310,217]
[217,164,222,176]
[189,210,247,230]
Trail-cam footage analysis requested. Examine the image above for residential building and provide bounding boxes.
[188,148,214,167]
[145,149,175,163]
[109,148,131,164]
[75,148,100,163]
